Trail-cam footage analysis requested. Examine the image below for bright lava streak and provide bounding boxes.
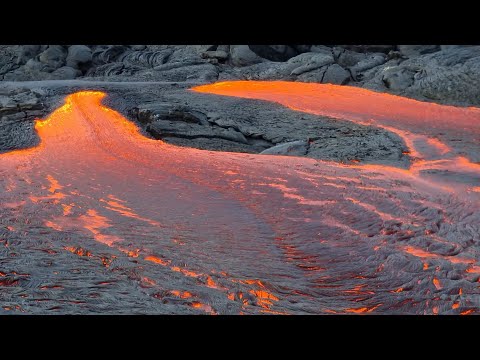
[1,83,480,315]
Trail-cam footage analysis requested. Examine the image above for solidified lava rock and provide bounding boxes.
[1,45,480,106]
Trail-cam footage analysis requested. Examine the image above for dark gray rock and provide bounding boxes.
[363,46,480,105]
[51,66,81,80]
[131,45,147,51]
[16,45,42,65]
[260,140,309,156]
[248,45,299,62]
[38,45,67,70]
[341,45,396,54]
[289,52,334,76]
[322,64,351,84]
[0,46,20,78]
[349,54,386,80]
[148,120,249,144]
[230,45,264,67]
[193,45,217,53]
[118,48,174,68]
[201,50,229,61]
[92,45,128,65]
[0,87,46,152]
[397,45,440,57]
[66,45,92,69]
[382,67,415,90]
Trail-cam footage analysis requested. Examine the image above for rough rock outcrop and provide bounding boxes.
[0,45,479,106]
[0,87,46,152]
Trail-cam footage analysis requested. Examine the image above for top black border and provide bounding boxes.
[3,4,478,44]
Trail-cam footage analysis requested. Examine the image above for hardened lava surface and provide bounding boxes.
[1,82,480,314]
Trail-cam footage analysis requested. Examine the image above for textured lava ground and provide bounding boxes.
[1,82,480,314]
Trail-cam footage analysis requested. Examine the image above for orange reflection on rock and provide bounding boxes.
[433,278,442,290]
[403,246,476,266]
[65,246,92,257]
[140,277,156,286]
[249,289,279,309]
[345,303,382,313]
[171,290,193,299]
[47,175,62,193]
[171,266,202,278]
[190,301,217,315]
[145,255,170,266]
[62,204,73,216]
[101,197,160,226]
[465,265,480,274]
[45,220,63,231]
[79,209,121,246]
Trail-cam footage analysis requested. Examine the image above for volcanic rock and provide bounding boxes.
[322,64,351,84]
[260,140,309,156]
[397,45,440,57]
[248,45,299,62]
[230,45,264,67]
[38,45,67,70]
[66,45,92,69]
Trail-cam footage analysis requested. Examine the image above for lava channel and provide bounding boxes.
[1,83,480,315]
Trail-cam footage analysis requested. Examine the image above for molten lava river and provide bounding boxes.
[1,81,480,314]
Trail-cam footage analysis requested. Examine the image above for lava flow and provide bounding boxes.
[1,83,480,315]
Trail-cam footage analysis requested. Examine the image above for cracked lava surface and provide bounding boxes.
[1,81,480,314]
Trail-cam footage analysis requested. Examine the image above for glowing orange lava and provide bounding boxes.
[2,84,480,314]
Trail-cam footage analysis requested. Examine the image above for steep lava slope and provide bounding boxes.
[1,82,480,314]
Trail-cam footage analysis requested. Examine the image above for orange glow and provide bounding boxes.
[344,284,374,295]
[260,309,288,315]
[192,81,480,135]
[194,81,480,202]
[404,246,475,267]
[190,302,217,315]
[452,303,460,310]
[64,246,92,257]
[2,84,480,315]
[171,266,201,278]
[171,290,193,299]
[345,303,382,313]
[466,265,480,274]
[45,220,63,231]
[460,309,474,315]
[205,276,222,289]
[100,197,160,226]
[47,175,62,193]
[145,255,170,266]
[249,290,279,301]
[140,277,156,286]
[240,279,267,288]
[79,209,121,246]
[62,204,73,216]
